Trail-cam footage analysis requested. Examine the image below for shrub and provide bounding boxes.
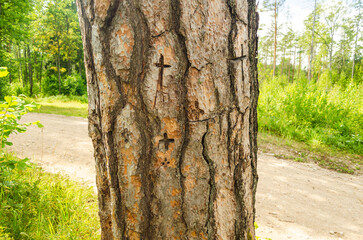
[62,73,87,96]
[258,77,363,154]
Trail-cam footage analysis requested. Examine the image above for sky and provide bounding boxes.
[258,0,315,35]
[258,0,355,36]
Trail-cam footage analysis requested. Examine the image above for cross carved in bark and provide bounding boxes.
[153,54,171,108]
[158,132,174,151]
[228,45,246,62]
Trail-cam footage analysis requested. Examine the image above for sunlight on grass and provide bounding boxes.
[0,153,100,239]
[29,96,88,118]
[258,132,362,174]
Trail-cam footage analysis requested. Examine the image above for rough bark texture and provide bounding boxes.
[77,0,259,239]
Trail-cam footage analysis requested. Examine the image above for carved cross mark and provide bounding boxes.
[153,54,171,108]
[228,45,246,62]
[158,133,174,151]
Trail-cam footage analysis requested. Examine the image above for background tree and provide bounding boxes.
[308,0,318,81]
[77,0,259,239]
[263,0,285,77]
[351,0,362,80]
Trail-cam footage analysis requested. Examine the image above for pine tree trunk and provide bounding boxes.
[24,46,28,85]
[57,37,62,94]
[273,0,277,77]
[27,45,33,96]
[292,47,296,82]
[77,0,259,239]
[308,0,317,82]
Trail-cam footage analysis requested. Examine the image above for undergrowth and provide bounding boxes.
[28,95,88,118]
[258,76,362,155]
[0,153,100,240]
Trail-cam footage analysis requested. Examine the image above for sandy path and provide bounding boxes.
[8,113,363,240]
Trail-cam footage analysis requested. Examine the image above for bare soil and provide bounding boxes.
[8,113,363,240]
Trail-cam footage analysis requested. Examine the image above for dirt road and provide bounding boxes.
[8,113,363,240]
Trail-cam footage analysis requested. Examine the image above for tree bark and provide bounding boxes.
[77,0,259,239]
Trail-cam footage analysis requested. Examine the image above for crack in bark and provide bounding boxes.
[226,0,241,113]
[126,1,154,238]
[170,0,191,235]
[247,0,259,228]
[98,0,127,238]
[226,1,259,238]
[201,122,217,239]
[77,1,113,239]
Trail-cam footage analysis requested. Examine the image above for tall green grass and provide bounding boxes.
[258,75,363,155]
[0,153,100,239]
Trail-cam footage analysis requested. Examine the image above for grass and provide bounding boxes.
[258,76,363,155]
[0,153,100,239]
[29,95,88,118]
[258,132,362,174]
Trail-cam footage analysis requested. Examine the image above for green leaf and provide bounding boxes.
[0,67,9,78]
[4,96,12,104]
[35,121,44,128]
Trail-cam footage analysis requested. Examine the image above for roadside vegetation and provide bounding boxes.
[30,95,88,118]
[258,76,362,155]
[0,93,99,239]
[0,153,100,240]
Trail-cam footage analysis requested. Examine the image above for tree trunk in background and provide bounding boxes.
[18,46,24,87]
[292,47,296,82]
[287,51,291,82]
[77,0,259,239]
[27,45,33,96]
[280,49,285,77]
[273,0,277,77]
[24,47,28,86]
[308,0,317,82]
[351,0,361,80]
[57,37,62,94]
[39,55,43,92]
[298,47,302,79]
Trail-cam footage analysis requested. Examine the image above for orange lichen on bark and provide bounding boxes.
[94,0,111,20]
[171,188,181,196]
[161,117,181,139]
[199,232,208,240]
[184,177,196,191]
[173,210,181,219]
[170,200,181,207]
[182,164,191,174]
[126,229,141,240]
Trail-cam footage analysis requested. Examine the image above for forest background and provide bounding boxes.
[0,0,362,155]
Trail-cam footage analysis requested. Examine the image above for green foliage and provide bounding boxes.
[42,72,60,96]
[0,68,10,99]
[62,73,87,96]
[0,153,100,240]
[0,96,43,188]
[0,68,8,78]
[258,77,363,155]
[8,82,25,97]
[0,96,42,149]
